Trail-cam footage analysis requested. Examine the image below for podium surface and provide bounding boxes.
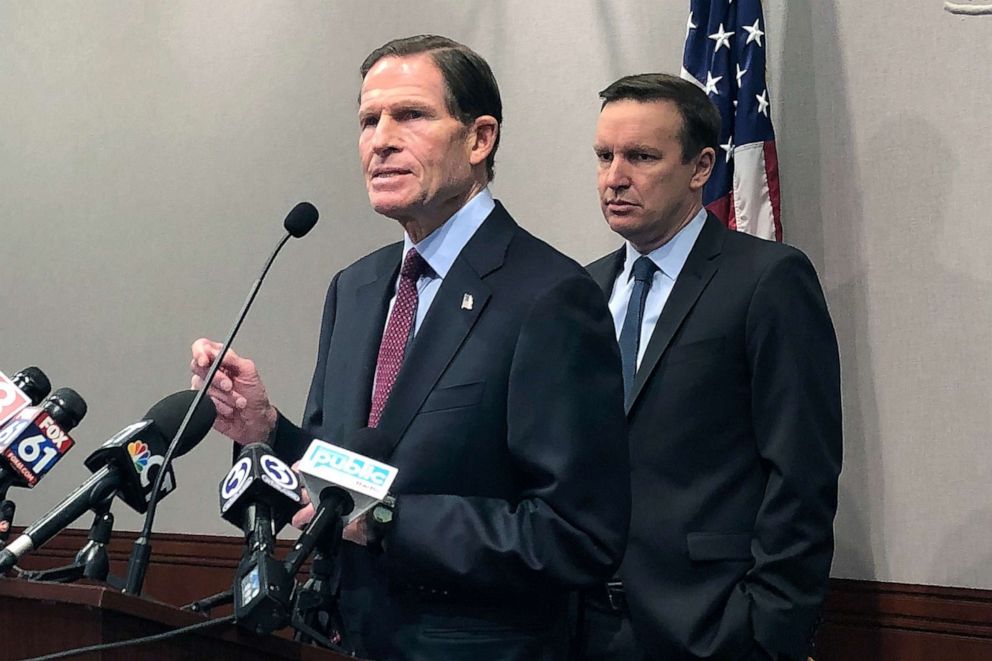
[0,578,355,660]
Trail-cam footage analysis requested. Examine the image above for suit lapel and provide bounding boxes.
[587,247,625,297]
[335,245,401,435]
[375,203,513,454]
[627,213,725,413]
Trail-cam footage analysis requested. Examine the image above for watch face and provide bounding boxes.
[373,505,393,525]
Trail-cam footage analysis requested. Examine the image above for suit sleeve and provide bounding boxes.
[740,250,842,658]
[269,272,341,461]
[382,274,630,594]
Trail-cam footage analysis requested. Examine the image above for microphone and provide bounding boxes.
[85,390,215,513]
[0,367,52,427]
[220,443,302,534]
[0,370,57,539]
[125,202,319,596]
[0,390,215,572]
[280,429,396,647]
[284,201,319,238]
[229,430,397,637]
[297,431,398,527]
[220,444,302,634]
[283,430,398,577]
[0,387,87,490]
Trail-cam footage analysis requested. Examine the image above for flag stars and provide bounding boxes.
[704,71,723,96]
[708,23,734,52]
[687,11,696,33]
[721,136,735,163]
[736,64,747,87]
[756,89,770,116]
[743,19,765,47]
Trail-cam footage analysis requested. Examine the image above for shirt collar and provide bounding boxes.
[622,207,707,283]
[402,188,495,279]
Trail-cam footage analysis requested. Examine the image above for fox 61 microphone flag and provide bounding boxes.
[0,388,86,487]
[298,439,399,524]
[0,408,75,487]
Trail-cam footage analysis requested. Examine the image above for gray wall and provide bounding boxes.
[1,1,989,590]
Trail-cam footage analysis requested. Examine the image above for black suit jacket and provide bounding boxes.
[275,202,630,659]
[586,213,841,660]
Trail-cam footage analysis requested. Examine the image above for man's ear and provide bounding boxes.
[467,115,499,166]
[690,147,716,192]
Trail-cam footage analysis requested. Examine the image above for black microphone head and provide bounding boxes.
[284,202,318,238]
[12,367,51,405]
[144,390,216,458]
[42,388,87,431]
[345,427,393,461]
[219,442,301,531]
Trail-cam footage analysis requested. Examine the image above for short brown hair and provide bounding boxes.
[362,35,503,181]
[599,73,720,163]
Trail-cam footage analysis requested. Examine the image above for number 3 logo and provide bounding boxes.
[221,457,252,500]
[261,455,298,491]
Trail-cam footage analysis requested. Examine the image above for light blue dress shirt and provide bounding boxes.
[607,208,707,369]
[387,188,495,336]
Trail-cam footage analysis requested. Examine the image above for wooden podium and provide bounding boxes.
[0,578,356,660]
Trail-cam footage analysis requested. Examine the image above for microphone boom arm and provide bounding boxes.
[124,232,293,596]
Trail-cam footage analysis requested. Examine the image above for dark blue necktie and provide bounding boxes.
[619,256,657,406]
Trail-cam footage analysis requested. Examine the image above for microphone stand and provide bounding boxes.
[284,489,351,652]
[184,588,234,615]
[19,495,124,588]
[0,478,17,546]
[0,498,14,546]
[183,487,354,656]
[290,521,347,650]
[125,230,298,596]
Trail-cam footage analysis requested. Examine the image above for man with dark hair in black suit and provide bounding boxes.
[192,36,630,661]
[577,73,842,661]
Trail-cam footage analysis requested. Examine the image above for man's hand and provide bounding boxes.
[190,338,277,446]
[292,509,371,545]
[291,459,316,529]
[342,515,371,546]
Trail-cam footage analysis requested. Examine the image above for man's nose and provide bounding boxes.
[371,116,400,155]
[603,158,631,189]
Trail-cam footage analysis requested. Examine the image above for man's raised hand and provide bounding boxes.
[190,338,278,446]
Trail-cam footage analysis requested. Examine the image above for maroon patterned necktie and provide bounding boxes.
[368,248,429,427]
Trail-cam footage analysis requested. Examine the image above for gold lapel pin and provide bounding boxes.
[461,293,474,310]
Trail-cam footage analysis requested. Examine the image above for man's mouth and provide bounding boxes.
[372,168,412,179]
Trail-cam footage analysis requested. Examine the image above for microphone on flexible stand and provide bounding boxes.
[124,201,319,596]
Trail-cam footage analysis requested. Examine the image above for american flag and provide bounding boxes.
[682,0,782,241]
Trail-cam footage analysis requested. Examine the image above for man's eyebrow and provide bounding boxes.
[623,144,661,153]
[592,143,661,154]
[360,99,434,112]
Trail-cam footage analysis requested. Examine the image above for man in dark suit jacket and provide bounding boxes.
[191,36,629,661]
[576,74,841,661]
